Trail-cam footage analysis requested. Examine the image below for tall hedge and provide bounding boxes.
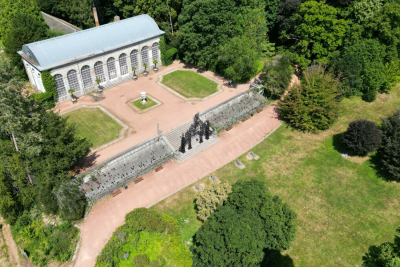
[160,36,177,66]
[159,36,168,65]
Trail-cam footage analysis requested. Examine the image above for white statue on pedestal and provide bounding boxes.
[141,92,147,104]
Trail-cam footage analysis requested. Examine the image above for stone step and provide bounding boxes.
[177,135,219,163]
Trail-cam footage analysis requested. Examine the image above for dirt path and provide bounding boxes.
[0,219,21,267]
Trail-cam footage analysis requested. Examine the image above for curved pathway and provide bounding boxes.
[74,103,281,267]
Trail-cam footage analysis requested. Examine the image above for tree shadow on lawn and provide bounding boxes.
[369,152,396,182]
[261,249,295,267]
[332,132,349,155]
[333,133,396,182]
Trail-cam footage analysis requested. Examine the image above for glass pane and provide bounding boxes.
[107,57,117,80]
[130,50,138,68]
[54,74,67,99]
[67,70,81,92]
[119,54,128,75]
[81,65,93,89]
[94,61,106,82]
[141,47,149,64]
[152,43,159,61]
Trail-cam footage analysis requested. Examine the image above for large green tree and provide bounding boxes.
[0,76,43,156]
[377,109,400,182]
[362,228,400,266]
[57,0,94,29]
[260,54,294,99]
[3,12,48,77]
[217,36,260,83]
[282,1,348,69]
[29,112,91,214]
[0,0,44,39]
[0,63,90,217]
[178,0,268,71]
[329,39,386,101]
[279,65,339,132]
[191,180,296,267]
[178,0,240,70]
[347,2,400,62]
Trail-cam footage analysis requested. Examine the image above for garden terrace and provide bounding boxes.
[200,89,267,131]
[80,136,174,203]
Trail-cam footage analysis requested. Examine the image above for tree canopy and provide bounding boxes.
[279,65,339,132]
[260,54,294,99]
[362,227,400,266]
[191,180,296,267]
[377,109,400,182]
[3,12,48,77]
[96,208,192,267]
[282,1,348,69]
[217,36,260,83]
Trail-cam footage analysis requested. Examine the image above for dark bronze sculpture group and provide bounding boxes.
[179,113,211,153]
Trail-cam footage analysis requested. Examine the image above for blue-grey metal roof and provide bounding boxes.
[19,14,164,71]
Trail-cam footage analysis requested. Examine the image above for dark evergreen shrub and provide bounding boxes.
[342,120,382,156]
[377,109,400,181]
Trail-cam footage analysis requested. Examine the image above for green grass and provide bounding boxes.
[63,108,122,148]
[153,86,400,266]
[162,70,218,98]
[132,98,157,110]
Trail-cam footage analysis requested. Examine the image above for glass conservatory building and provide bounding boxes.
[18,14,164,103]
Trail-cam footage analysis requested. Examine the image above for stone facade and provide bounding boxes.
[23,37,161,103]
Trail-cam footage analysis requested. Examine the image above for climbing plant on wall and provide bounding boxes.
[32,70,56,109]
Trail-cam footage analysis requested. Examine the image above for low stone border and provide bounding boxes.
[157,68,223,101]
[126,94,162,114]
[59,105,129,153]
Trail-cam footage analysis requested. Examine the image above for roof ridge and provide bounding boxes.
[27,14,149,47]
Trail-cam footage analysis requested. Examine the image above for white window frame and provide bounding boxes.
[54,74,67,99]
[119,53,129,76]
[81,65,93,89]
[67,69,81,92]
[94,61,106,83]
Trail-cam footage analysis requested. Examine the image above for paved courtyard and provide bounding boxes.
[73,102,282,267]
[56,61,253,167]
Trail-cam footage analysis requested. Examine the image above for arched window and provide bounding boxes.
[141,46,149,65]
[119,53,128,76]
[67,69,81,92]
[152,43,159,62]
[54,74,67,99]
[130,50,139,68]
[81,65,92,89]
[107,57,117,80]
[94,61,106,83]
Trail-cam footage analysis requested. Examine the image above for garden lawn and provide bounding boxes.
[153,86,400,266]
[63,107,122,149]
[133,98,157,110]
[162,70,218,98]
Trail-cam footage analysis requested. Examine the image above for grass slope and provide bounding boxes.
[153,87,400,266]
[133,98,157,110]
[63,107,122,149]
[162,70,218,98]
